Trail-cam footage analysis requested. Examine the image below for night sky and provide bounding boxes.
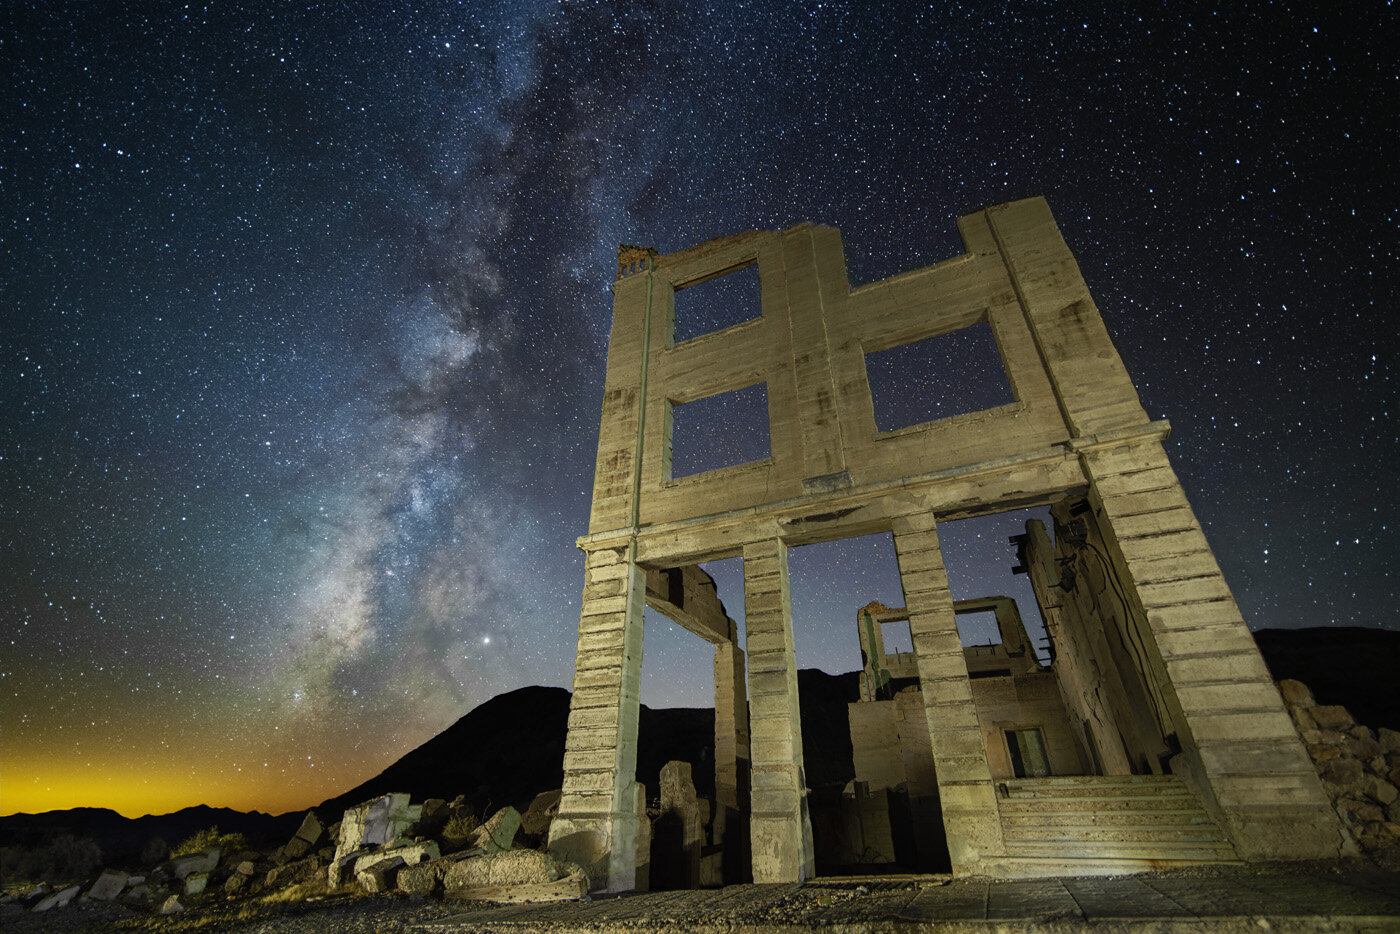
[3,3,1394,818]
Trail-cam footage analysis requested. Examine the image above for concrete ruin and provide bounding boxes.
[546,197,1349,890]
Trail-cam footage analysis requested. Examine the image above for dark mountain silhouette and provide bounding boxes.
[0,805,298,861]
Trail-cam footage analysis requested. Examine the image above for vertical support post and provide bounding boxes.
[547,545,646,890]
[742,538,814,882]
[1080,439,1348,859]
[892,508,1005,871]
[713,632,750,813]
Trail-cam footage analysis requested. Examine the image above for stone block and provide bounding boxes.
[470,806,522,854]
[183,872,209,896]
[443,849,583,893]
[293,810,325,845]
[397,858,448,898]
[86,868,128,901]
[356,856,405,893]
[1276,679,1316,707]
[168,847,221,879]
[31,884,80,912]
[1312,705,1355,730]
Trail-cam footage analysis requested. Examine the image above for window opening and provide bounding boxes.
[668,382,770,478]
[865,322,1013,432]
[672,262,760,343]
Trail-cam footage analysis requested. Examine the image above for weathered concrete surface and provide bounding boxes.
[420,865,1400,932]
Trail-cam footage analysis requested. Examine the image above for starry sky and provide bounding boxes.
[3,2,1395,818]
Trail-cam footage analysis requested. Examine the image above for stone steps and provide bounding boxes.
[997,774,1238,866]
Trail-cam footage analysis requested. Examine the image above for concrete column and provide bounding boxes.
[1080,439,1348,859]
[892,509,1005,871]
[547,545,646,891]
[742,538,814,882]
[713,637,750,813]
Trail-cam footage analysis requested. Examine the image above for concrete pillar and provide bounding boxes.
[892,509,1005,871]
[713,636,749,813]
[547,545,646,891]
[1080,438,1348,859]
[742,537,814,882]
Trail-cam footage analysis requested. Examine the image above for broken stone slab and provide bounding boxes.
[333,793,415,871]
[267,855,323,889]
[168,847,221,879]
[354,840,439,879]
[159,894,184,914]
[31,884,81,912]
[397,859,448,898]
[86,868,129,901]
[293,809,325,845]
[442,850,588,902]
[183,871,210,896]
[468,806,522,854]
[356,856,406,894]
[521,789,562,837]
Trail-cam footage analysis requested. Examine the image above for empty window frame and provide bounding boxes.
[865,322,1013,432]
[672,262,761,344]
[668,382,771,478]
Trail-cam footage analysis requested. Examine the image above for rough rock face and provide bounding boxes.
[1280,678,1400,855]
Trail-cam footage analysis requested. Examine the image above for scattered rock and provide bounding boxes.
[1278,679,1315,707]
[1312,705,1355,730]
[469,806,522,855]
[184,871,210,896]
[159,894,184,915]
[31,884,81,912]
[356,856,406,893]
[1379,728,1400,756]
[168,847,221,880]
[397,859,447,898]
[268,855,323,889]
[521,789,562,838]
[86,868,129,901]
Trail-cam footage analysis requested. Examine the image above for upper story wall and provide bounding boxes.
[588,197,1149,535]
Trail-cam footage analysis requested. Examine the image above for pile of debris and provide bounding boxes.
[1280,678,1400,855]
[2,788,579,917]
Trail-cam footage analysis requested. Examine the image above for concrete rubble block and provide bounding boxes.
[1311,705,1355,730]
[281,835,313,860]
[183,872,210,896]
[328,847,373,888]
[86,868,129,901]
[168,847,221,879]
[410,798,450,838]
[469,806,522,854]
[31,884,81,912]
[293,809,325,846]
[336,793,415,857]
[442,849,589,902]
[521,789,563,837]
[354,840,439,879]
[356,856,406,893]
[267,855,322,888]
[396,858,449,898]
[1277,679,1316,707]
[159,894,184,914]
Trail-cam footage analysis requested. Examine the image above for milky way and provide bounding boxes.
[3,2,1394,816]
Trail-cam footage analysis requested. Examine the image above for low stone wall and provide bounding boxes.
[1278,678,1400,855]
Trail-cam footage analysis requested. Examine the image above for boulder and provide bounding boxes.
[469,806,522,854]
[1277,679,1315,707]
[86,868,129,901]
[31,884,81,912]
[168,847,221,879]
[1320,758,1364,789]
[183,872,210,896]
[1312,705,1355,730]
[223,873,248,895]
[1380,728,1400,756]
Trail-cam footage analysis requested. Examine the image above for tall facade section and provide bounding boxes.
[547,198,1347,889]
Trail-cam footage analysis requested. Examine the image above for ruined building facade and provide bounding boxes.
[546,197,1348,890]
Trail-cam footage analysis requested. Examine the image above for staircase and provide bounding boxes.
[996,774,1240,871]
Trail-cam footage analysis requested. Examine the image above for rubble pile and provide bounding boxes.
[0,789,583,919]
[1279,678,1400,854]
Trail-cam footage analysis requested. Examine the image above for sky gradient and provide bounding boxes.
[3,1,1395,817]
